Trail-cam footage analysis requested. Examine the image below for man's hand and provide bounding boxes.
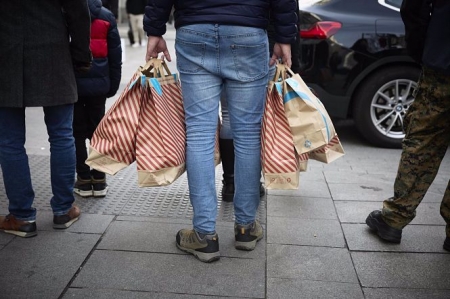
[146,36,171,62]
[270,43,292,68]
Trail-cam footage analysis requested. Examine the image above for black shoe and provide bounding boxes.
[444,237,450,252]
[366,210,402,243]
[176,229,220,263]
[221,180,234,202]
[74,176,92,197]
[259,182,265,197]
[92,177,108,198]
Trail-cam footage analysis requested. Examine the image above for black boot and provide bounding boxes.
[219,138,235,202]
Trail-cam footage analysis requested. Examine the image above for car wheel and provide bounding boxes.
[352,66,420,148]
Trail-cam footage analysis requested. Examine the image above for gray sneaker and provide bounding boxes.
[235,220,263,251]
[176,229,220,263]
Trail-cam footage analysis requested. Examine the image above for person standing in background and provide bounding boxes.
[0,0,92,237]
[366,0,450,251]
[126,0,147,47]
[101,0,118,19]
[73,0,122,198]
[144,0,297,262]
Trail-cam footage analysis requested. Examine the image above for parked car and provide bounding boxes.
[299,0,421,148]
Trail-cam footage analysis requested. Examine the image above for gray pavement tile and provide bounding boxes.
[352,252,450,289]
[97,219,265,258]
[0,231,99,299]
[267,278,364,299]
[0,232,14,245]
[72,250,265,298]
[324,171,394,184]
[267,245,358,283]
[363,287,450,299]
[336,201,446,225]
[36,211,115,234]
[267,217,345,248]
[343,223,448,253]
[267,181,331,198]
[64,288,239,299]
[267,196,337,220]
[328,182,393,202]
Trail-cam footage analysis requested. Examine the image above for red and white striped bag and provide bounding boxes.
[309,134,345,164]
[261,79,300,190]
[86,59,186,187]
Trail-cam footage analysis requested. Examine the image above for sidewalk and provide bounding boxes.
[1,26,450,299]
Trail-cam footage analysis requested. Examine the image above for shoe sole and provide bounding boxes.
[176,243,220,263]
[366,214,401,243]
[4,229,37,238]
[93,187,108,198]
[444,240,450,252]
[53,216,80,229]
[74,189,93,197]
[235,234,263,251]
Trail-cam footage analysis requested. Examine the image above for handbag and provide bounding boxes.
[86,58,186,187]
[261,72,300,190]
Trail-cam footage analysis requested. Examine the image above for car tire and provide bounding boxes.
[352,66,421,148]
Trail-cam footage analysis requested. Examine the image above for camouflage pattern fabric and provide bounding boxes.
[382,66,450,237]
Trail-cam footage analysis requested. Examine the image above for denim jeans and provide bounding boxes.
[176,24,269,234]
[0,104,76,221]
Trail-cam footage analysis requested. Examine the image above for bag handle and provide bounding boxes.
[140,58,172,78]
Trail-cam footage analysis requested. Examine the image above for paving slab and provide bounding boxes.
[267,278,363,299]
[97,218,265,259]
[335,201,446,225]
[0,231,99,299]
[267,217,345,247]
[352,252,450,289]
[72,250,265,298]
[35,211,115,234]
[267,196,337,220]
[267,178,331,198]
[343,223,448,253]
[363,287,450,299]
[64,289,238,299]
[267,245,358,283]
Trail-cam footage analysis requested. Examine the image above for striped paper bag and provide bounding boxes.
[261,80,300,190]
[86,70,144,175]
[136,60,186,187]
[309,134,345,164]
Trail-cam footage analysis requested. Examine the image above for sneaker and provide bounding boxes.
[141,41,147,47]
[53,206,81,229]
[0,215,37,238]
[221,182,265,202]
[92,177,108,198]
[444,237,450,252]
[235,220,263,251]
[366,210,402,243]
[176,229,220,263]
[74,177,92,197]
[131,43,139,48]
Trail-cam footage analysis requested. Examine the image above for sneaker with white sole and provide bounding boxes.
[73,177,92,197]
[235,220,263,251]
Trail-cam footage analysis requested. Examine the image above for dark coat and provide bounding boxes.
[76,0,122,98]
[0,0,92,108]
[144,0,298,44]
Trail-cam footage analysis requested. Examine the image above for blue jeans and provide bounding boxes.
[176,24,269,234]
[0,105,76,221]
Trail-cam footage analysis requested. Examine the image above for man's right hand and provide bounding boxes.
[146,36,171,62]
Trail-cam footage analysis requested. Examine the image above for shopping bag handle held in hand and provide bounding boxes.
[141,58,172,78]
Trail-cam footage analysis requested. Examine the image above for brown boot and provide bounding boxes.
[53,206,81,229]
[0,214,37,238]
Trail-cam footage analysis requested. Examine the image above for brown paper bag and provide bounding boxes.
[309,134,345,164]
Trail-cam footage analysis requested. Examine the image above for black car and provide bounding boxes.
[299,0,421,148]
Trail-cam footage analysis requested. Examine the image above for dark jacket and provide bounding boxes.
[76,0,122,98]
[0,0,91,107]
[101,0,119,19]
[126,0,147,15]
[143,0,298,44]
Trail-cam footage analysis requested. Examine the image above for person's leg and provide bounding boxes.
[367,67,450,242]
[129,14,140,47]
[136,14,146,46]
[44,104,80,228]
[0,107,37,237]
[219,25,269,250]
[219,95,235,202]
[174,24,222,262]
[86,96,108,197]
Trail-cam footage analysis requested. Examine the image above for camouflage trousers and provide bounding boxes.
[382,66,450,237]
